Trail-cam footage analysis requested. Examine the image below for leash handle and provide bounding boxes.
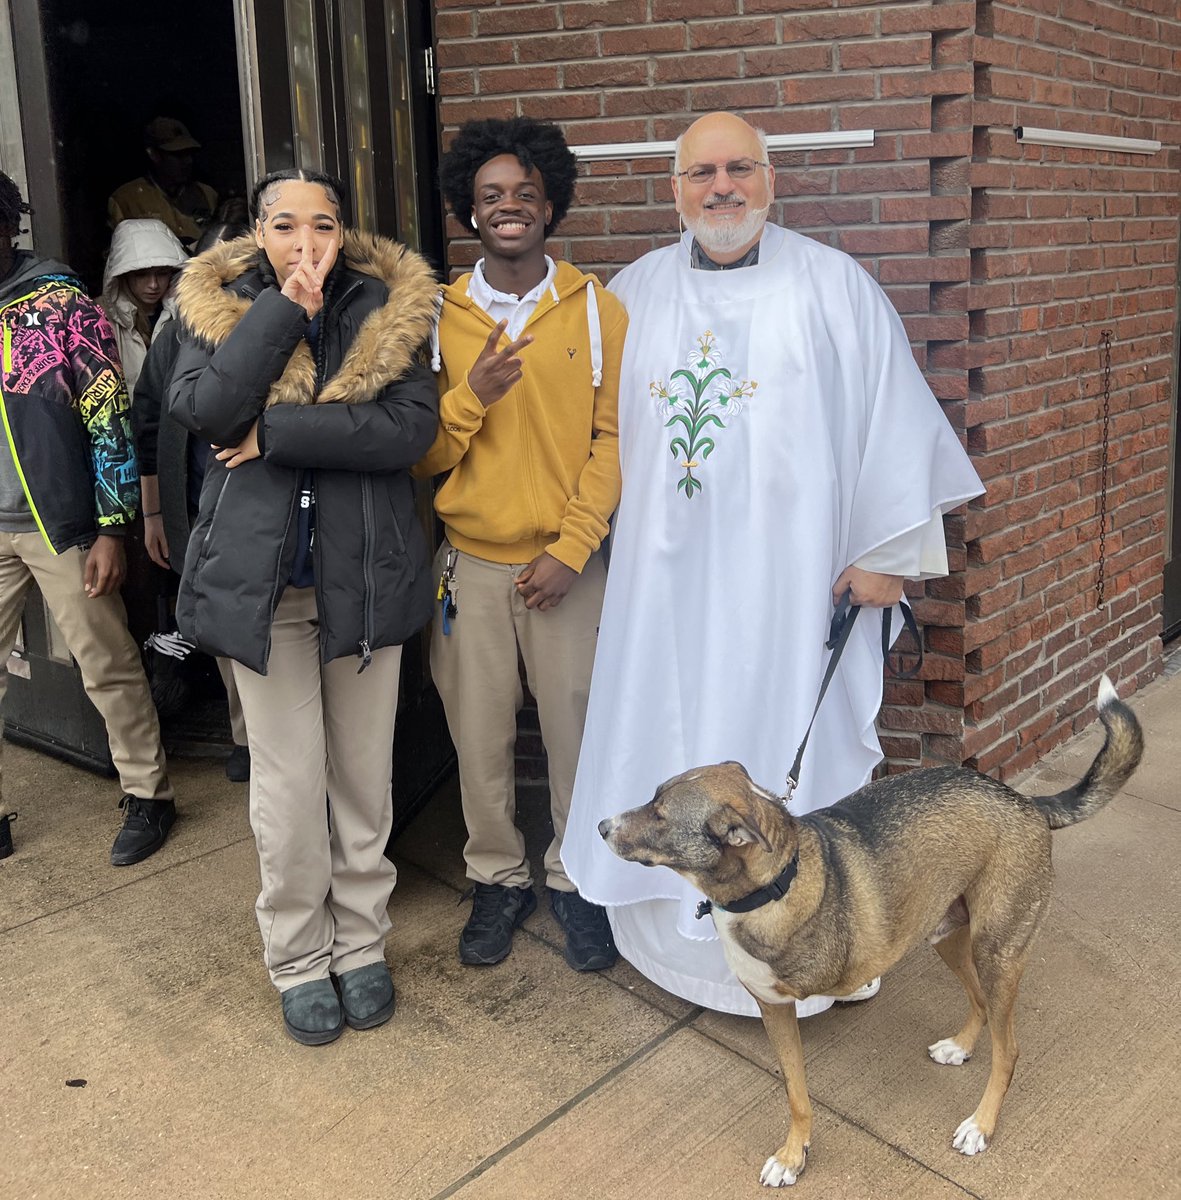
[784,593,923,796]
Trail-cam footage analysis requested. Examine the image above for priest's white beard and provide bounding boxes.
[683,193,768,256]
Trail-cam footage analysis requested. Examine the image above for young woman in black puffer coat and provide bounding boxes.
[168,168,439,1045]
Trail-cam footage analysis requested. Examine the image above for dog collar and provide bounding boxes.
[695,852,799,920]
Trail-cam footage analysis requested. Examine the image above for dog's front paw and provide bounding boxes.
[952,1115,990,1156]
[760,1147,806,1188]
[928,1038,970,1066]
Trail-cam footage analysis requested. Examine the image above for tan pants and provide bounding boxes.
[0,530,171,802]
[231,586,402,991]
[214,656,247,746]
[430,543,605,894]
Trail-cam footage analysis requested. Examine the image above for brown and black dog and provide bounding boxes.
[599,676,1143,1187]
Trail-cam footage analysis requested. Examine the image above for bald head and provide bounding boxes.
[674,112,767,174]
[672,112,774,264]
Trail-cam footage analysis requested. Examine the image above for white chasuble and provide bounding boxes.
[561,226,984,1017]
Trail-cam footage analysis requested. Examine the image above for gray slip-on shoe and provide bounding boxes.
[281,978,345,1046]
[336,961,396,1030]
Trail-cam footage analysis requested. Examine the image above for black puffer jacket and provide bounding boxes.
[168,231,440,674]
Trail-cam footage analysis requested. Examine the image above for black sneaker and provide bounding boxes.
[110,796,176,866]
[458,883,537,965]
[0,811,15,860]
[225,744,251,783]
[549,889,618,972]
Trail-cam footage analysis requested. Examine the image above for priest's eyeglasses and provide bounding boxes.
[675,158,769,186]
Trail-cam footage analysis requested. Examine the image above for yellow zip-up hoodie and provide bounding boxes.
[414,261,626,572]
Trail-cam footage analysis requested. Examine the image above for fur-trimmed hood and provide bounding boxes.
[174,230,440,406]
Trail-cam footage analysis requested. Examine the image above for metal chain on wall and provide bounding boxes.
[1096,328,1113,609]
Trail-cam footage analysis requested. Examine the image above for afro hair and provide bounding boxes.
[440,117,577,237]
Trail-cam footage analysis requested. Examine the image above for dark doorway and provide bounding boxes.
[15,0,245,294]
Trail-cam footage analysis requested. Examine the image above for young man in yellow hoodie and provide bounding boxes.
[416,118,626,971]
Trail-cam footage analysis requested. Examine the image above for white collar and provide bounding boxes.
[469,256,558,308]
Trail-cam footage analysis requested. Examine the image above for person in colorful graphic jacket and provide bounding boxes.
[0,170,177,866]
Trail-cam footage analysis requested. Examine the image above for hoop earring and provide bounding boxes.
[470,215,478,231]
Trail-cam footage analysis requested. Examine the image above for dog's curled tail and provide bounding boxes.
[1032,675,1144,830]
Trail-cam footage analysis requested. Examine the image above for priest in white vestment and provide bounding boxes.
[561,112,985,1018]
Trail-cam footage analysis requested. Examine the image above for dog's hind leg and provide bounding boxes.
[951,911,1041,1156]
[756,999,812,1188]
[928,923,988,1066]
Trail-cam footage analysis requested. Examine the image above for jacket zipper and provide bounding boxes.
[2,322,10,374]
[198,469,232,558]
[358,474,376,672]
[266,483,300,669]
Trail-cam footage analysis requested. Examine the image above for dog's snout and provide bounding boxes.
[597,817,614,839]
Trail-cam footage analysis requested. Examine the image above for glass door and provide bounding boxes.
[234,0,452,826]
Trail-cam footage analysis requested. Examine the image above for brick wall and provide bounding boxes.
[433,1,1181,777]
[965,0,1180,776]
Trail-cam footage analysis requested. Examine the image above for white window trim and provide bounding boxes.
[571,129,876,163]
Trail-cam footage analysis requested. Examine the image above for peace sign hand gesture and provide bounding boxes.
[467,320,533,408]
[281,228,339,319]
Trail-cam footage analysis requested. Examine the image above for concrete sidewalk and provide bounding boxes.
[1,669,1178,1200]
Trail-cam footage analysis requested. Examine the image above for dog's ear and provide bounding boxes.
[722,807,771,852]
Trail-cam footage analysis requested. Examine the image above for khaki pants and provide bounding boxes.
[0,531,171,802]
[214,656,247,746]
[232,586,402,991]
[430,543,605,894]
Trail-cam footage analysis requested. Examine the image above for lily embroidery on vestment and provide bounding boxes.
[652,331,756,498]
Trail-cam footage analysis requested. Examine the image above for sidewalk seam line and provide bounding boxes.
[428,1008,703,1200]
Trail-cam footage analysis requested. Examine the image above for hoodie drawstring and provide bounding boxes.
[584,279,603,389]
[430,314,442,373]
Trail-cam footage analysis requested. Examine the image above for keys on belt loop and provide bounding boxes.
[438,548,459,634]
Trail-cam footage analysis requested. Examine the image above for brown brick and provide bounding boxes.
[652,0,738,16]
[516,32,600,63]
[743,45,834,77]
[653,50,741,83]
[563,59,648,89]
[561,0,646,30]
[839,36,932,72]
[782,10,876,43]
[477,5,558,36]
[690,81,780,109]
[691,18,778,49]
[478,65,561,95]
[603,23,686,55]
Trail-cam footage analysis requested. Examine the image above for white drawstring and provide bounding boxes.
[429,308,442,373]
[585,279,603,388]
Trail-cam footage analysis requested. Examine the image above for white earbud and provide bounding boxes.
[470,215,478,230]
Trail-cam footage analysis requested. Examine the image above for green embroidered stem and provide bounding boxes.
[652,332,756,499]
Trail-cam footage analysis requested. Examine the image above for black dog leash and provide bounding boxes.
[784,591,921,803]
[695,593,921,921]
